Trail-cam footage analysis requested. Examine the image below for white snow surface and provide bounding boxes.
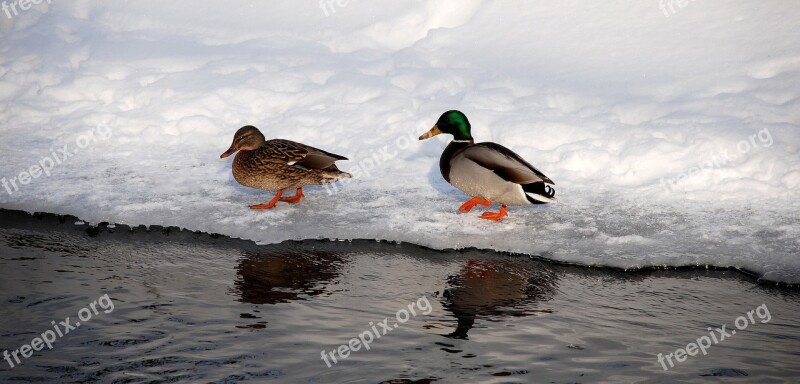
[0,1,798,282]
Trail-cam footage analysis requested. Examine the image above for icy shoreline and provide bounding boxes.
[1,205,797,285]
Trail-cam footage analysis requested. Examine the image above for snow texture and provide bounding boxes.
[0,1,798,282]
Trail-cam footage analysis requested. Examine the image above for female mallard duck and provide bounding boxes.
[419,110,555,221]
[220,125,351,209]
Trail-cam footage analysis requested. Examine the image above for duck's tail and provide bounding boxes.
[325,171,352,183]
[524,182,556,204]
[320,166,352,185]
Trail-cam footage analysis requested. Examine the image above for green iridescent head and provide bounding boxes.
[419,110,473,141]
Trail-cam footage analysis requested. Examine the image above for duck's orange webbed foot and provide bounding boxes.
[250,191,283,210]
[458,197,492,212]
[479,204,508,221]
[279,188,304,204]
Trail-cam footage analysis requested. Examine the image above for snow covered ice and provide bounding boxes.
[0,1,798,283]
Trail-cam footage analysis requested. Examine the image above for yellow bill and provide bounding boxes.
[419,125,442,140]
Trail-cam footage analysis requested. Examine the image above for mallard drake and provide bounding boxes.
[220,125,351,209]
[419,110,555,221]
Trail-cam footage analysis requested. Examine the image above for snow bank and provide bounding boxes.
[0,1,798,282]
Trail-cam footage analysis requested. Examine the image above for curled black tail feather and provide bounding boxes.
[523,182,556,204]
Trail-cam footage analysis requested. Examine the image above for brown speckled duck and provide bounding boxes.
[220,125,351,209]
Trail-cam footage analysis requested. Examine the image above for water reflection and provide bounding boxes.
[232,244,560,341]
[442,258,559,339]
[233,248,345,305]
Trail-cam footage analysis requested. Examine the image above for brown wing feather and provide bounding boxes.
[265,139,348,170]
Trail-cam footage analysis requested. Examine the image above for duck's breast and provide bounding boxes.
[232,150,301,191]
[448,155,530,206]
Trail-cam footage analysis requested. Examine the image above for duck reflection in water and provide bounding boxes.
[233,247,345,305]
[443,258,559,339]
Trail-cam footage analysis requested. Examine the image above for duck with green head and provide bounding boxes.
[419,110,555,221]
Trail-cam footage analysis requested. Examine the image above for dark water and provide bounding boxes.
[0,210,798,383]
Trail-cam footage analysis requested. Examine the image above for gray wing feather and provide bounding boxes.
[459,143,554,185]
